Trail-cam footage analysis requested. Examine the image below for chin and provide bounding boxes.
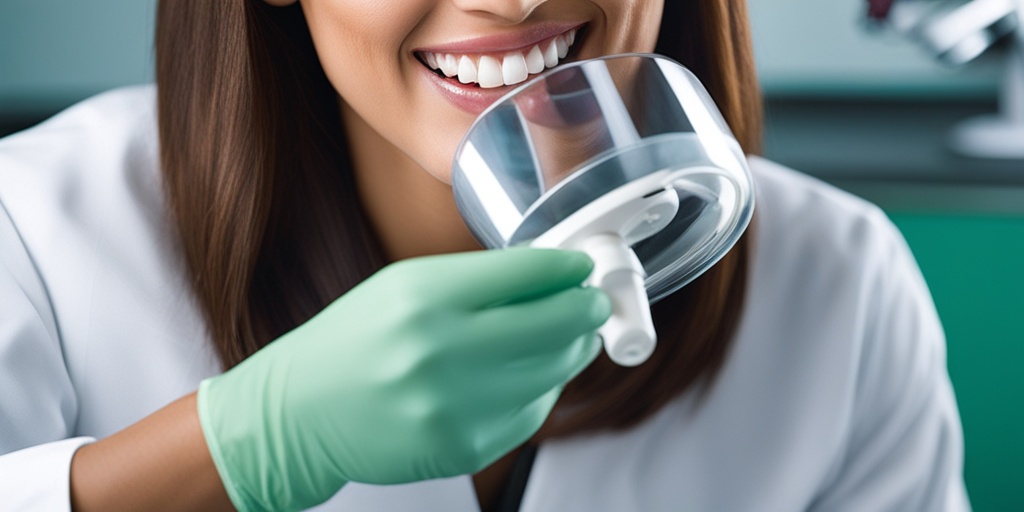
[418,157,456,186]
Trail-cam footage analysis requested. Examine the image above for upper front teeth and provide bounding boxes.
[525,46,545,74]
[420,29,578,89]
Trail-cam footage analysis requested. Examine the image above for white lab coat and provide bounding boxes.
[0,86,969,511]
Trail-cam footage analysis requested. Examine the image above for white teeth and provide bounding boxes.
[501,52,529,86]
[421,28,580,86]
[525,45,545,74]
[439,54,458,77]
[543,40,559,68]
[555,36,569,59]
[477,55,504,88]
[457,55,477,84]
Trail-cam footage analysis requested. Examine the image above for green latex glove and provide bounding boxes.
[197,248,611,512]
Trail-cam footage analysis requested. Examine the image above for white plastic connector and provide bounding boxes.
[531,171,680,366]
[577,234,656,366]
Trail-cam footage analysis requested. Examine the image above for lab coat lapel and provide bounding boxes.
[519,442,587,512]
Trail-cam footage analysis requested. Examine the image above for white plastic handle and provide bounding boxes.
[530,171,680,366]
[577,234,656,366]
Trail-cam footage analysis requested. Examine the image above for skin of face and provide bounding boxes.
[288,0,666,259]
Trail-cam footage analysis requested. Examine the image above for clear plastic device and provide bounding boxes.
[452,54,755,366]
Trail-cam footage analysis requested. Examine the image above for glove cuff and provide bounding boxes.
[197,377,258,511]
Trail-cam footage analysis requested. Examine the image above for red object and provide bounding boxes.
[867,0,897,20]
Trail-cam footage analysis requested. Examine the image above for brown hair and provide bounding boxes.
[155,0,761,436]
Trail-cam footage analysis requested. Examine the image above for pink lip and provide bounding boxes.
[417,63,518,116]
[413,22,584,54]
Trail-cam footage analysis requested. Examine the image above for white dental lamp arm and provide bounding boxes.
[949,28,1024,157]
[1009,7,1024,123]
[872,0,1024,158]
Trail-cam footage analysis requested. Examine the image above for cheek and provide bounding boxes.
[599,0,664,54]
[409,115,478,184]
[636,2,665,51]
[301,1,473,183]
[302,1,409,104]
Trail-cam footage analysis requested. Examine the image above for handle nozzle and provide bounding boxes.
[578,234,656,367]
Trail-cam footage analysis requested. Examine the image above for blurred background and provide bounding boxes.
[1,0,1021,509]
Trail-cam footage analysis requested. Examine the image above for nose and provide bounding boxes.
[451,0,549,24]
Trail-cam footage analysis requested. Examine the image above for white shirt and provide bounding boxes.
[0,86,969,511]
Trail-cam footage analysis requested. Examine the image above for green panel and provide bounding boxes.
[889,213,1024,511]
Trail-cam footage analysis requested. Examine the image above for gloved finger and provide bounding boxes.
[476,333,601,411]
[416,247,595,310]
[466,285,610,360]
[469,387,562,474]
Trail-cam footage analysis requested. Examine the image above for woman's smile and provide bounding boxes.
[413,23,585,114]
[416,24,582,88]
[302,0,662,183]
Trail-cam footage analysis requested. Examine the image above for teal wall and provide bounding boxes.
[0,0,156,113]
[890,213,1024,511]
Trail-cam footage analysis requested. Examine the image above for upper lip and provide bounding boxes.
[412,22,586,55]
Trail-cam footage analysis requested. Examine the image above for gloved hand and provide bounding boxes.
[197,248,610,512]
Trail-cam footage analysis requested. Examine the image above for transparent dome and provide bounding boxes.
[452,54,754,304]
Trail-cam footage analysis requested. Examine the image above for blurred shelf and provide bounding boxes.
[0,112,52,139]
[763,96,1024,215]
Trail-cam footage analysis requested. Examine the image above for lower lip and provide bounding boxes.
[417,62,523,116]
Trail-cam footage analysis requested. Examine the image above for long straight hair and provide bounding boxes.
[156,0,762,436]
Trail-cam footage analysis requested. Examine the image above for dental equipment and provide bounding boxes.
[452,54,754,366]
[870,0,1024,159]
